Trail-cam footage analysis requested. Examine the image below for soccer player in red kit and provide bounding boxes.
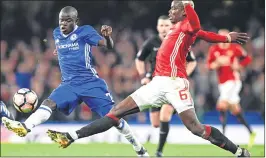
[207,29,255,149]
[48,1,250,157]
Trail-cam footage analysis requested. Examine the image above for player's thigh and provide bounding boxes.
[216,100,229,111]
[160,104,175,122]
[149,107,160,128]
[91,103,113,117]
[81,87,115,117]
[178,108,204,134]
[229,103,241,115]
[165,78,194,114]
[218,81,235,102]
[48,84,80,115]
[228,81,242,105]
[130,80,164,111]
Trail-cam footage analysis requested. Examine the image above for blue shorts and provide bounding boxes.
[48,78,114,116]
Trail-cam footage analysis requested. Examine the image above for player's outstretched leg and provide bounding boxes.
[216,101,229,134]
[230,104,256,149]
[0,101,14,121]
[2,99,54,137]
[156,104,174,157]
[179,108,250,157]
[115,118,149,156]
[47,96,141,147]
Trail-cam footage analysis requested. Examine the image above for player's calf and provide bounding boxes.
[23,98,54,130]
[75,96,140,139]
[150,110,160,128]
[179,108,250,157]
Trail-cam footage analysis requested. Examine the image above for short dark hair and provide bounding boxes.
[158,15,169,20]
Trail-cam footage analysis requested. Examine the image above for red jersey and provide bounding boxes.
[154,5,228,78]
[154,5,200,78]
[207,44,251,84]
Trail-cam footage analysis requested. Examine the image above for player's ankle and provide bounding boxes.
[234,147,242,156]
[68,131,78,140]
[23,122,34,130]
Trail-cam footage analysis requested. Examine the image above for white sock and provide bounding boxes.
[235,147,242,156]
[24,105,52,130]
[116,119,143,151]
[68,131,78,140]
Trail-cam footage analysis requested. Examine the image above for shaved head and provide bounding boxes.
[59,6,78,35]
[59,6,78,19]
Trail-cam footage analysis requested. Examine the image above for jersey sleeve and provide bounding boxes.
[207,46,217,69]
[182,5,201,34]
[136,39,153,61]
[234,45,247,57]
[234,45,252,67]
[186,50,196,62]
[196,30,227,43]
[83,25,104,46]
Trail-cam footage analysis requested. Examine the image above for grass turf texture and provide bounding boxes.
[1,143,264,157]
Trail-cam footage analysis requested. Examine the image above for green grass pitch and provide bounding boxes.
[1,143,264,157]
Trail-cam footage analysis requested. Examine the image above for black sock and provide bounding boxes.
[76,116,118,139]
[203,125,238,154]
[157,121,169,153]
[235,113,252,134]
[219,111,227,134]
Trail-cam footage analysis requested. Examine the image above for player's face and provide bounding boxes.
[59,12,77,35]
[157,19,172,38]
[218,29,230,48]
[169,1,185,24]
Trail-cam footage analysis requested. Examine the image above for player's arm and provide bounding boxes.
[135,40,153,79]
[186,50,197,76]
[84,25,113,49]
[197,30,249,44]
[183,2,201,33]
[232,45,252,71]
[99,25,114,49]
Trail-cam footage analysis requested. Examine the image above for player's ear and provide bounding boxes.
[182,10,186,17]
[75,18,79,25]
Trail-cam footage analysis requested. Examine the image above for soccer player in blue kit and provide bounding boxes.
[1,101,14,122]
[2,6,149,156]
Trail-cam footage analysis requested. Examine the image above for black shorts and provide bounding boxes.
[149,107,177,114]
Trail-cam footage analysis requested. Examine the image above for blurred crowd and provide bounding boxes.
[1,1,264,122]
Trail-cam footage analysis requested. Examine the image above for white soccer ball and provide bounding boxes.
[13,88,38,113]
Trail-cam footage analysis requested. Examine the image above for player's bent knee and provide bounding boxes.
[160,104,174,122]
[150,111,160,128]
[216,101,229,111]
[184,119,204,136]
[152,123,160,128]
[42,99,57,110]
[230,104,241,115]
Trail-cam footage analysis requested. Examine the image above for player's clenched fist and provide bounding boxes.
[182,0,194,8]
[101,25,112,37]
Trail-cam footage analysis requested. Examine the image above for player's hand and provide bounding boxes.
[227,32,250,44]
[141,77,151,85]
[101,25,112,37]
[182,1,194,8]
[216,56,230,66]
[53,49,58,56]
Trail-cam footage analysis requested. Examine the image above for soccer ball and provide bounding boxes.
[13,88,38,113]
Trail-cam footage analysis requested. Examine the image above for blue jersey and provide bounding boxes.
[53,25,103,84]
[0,101,14,120]
[50,25,115,115]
